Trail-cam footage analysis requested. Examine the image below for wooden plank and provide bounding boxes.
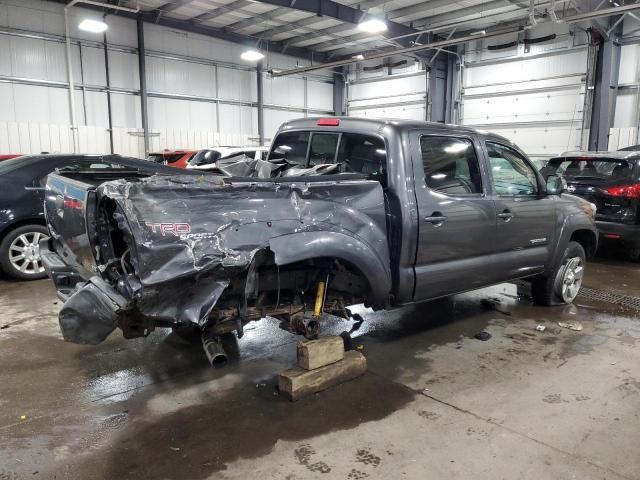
[297,336,344,370]
[279,351,366,401]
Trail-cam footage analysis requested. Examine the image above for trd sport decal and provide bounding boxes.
[145,222,191,236]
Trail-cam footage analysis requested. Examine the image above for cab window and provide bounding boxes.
[420,136,483,195]
[269,132,310,165]
[486,142,538,196]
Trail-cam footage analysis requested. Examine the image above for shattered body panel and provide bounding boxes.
[59,174,390,344]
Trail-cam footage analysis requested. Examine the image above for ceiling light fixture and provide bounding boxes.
[240,49,265,62]
[352,54,365,60]
[358,18,388,34]
[78,18,108,33]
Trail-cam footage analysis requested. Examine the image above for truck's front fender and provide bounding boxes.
[549,206,598,272]
[269,231,391,307]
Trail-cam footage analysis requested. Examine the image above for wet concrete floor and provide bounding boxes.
[0,257,639,479]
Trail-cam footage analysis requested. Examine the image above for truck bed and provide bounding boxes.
[43,172,390,345]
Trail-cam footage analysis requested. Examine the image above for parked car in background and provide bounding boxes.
[0,154,23,161]
[187,146,269,171]
[541,150,640,260]
[0,154,194,280]
[41,118,597,358]
[147,149,197,169]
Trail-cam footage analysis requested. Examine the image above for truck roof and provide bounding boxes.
[279,116,512,144]
[557,150,640,160]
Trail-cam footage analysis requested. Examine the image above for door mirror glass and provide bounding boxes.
[545,174,566,195]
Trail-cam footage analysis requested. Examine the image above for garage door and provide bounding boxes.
[461,46,589,166]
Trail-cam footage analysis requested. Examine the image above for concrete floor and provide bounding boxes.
[0,258,639,480]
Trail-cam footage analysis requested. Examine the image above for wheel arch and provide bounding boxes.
[570,229,597,259]
[268,231,391,308]
[0,218,47,244]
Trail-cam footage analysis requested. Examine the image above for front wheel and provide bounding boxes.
[531,241,586,306]
[0,224,49,281]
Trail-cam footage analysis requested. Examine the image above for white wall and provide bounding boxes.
[0,0,334,157]
[346,59,428,120]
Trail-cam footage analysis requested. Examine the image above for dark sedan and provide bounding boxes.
[541,151,640,260]
[0,154,190,280]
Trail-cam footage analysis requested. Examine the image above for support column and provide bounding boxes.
[137,15,149,156]
[103,26,114,154]
[333,68,345,116]
[257,60,265,146]
[589,24,622,151]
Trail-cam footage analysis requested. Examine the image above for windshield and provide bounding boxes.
[147,153,184,164]
[190,150,221,166]
[0,155,43,175]
[541,157,634,182]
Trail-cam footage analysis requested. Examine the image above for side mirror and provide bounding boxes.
[545,174,566,195]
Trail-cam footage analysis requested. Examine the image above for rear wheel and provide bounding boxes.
[532,241,586,306]
[0,225,49,280]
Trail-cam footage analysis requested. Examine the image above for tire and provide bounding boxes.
[531,241,586,306]
[0,224,49,281]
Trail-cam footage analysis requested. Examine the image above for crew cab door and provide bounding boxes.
[481,140,556,277]
[411,132,499,300]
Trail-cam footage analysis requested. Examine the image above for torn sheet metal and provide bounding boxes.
[95,174,390,329]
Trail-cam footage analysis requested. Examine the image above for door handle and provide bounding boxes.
[498,209,514,222]
[424,212,448,226]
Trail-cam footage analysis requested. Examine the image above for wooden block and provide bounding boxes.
[279,350,367,401]
[297,336,345,370]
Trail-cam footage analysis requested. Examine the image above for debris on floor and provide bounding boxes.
[558,321,583,331]
[279,336,367,401]
[474,331,492,341]
[535,325,546,332]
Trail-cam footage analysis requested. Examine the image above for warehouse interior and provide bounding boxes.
[1,0,640,479]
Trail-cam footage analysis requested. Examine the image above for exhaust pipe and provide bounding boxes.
[202,331,228,367]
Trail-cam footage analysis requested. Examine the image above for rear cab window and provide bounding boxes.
[268,130,387,182]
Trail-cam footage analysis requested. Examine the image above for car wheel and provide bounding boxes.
[531,241,586,306]
[0,225,49,281]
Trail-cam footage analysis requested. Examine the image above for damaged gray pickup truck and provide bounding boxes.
[41,118,598,365]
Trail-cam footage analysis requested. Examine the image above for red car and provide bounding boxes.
[146,150,197,169]
[0,154,22,161]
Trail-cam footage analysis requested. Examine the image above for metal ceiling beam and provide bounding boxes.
[48,0,327,61]
[250,0,420,46]
[411,0,522,29]
[227,0,389,36]
[270,26,525,77]
[252,0,389,39]
[289,0,569,54]
[192,0,252,23]
[157,0,195,14]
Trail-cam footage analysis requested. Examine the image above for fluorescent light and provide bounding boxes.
[352,54,365,60]
[241,49,264,62]
[470,29,486,36]
[78,19,108,33]
[358,18,387,34]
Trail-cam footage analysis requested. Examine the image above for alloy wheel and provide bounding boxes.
[9,231,47,276]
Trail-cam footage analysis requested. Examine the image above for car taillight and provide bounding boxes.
[316,118,340,126]
[63,197,83,210]
[602,184,640,199]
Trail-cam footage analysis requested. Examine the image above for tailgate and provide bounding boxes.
[44,174,98,279]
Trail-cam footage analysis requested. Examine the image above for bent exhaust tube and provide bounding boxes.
[202,331,228,367]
